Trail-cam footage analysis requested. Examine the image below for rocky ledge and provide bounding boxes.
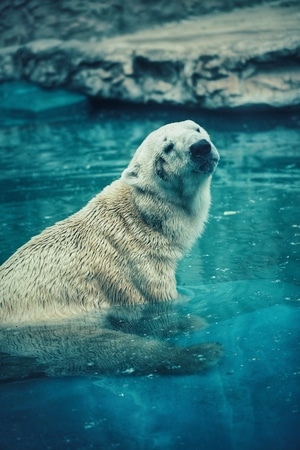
[0,2,299,110]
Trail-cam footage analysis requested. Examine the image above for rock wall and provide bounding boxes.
[0,1,299,110]
[0,0,277,47]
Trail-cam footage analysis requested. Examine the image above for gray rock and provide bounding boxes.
[0,2,299,109]
[0,0,280,47]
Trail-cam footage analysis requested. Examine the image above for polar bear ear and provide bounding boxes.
[121,164,141,187]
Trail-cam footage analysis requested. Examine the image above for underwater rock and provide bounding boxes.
[0,2,299,110]
[0,81,87,117]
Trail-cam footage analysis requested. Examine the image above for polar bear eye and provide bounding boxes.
[155,156,168,181]
[196,127,201,133]
[164,142,174,154]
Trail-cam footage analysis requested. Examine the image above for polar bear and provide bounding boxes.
[0,120,221,377]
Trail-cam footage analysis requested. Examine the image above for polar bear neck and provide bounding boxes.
[92,179,210,256]
[122,178,212,254]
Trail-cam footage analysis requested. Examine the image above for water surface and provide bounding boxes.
[0,83,299,449]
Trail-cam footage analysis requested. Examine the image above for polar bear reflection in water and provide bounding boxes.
[0,120,221,379]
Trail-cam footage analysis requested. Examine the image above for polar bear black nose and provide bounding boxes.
[190,139,211,157]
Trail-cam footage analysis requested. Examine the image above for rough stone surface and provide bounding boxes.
[0,1,299,110]
[0,0,278,47]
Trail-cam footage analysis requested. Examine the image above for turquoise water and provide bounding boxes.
[0,83,299,449]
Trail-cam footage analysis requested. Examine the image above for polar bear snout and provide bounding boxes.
[189,139,219,175]
[190,139,212,158]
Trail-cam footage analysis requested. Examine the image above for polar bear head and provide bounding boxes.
[122,120,219,206]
